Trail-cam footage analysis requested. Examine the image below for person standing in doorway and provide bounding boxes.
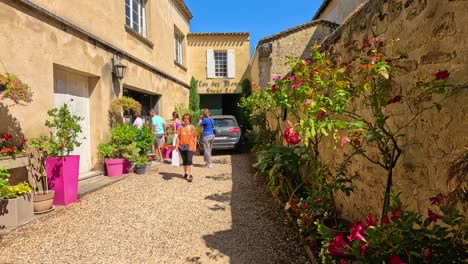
[149,110,166,161]
[176,113,197,182]
[133,112,143,129]
[198,108,215,168]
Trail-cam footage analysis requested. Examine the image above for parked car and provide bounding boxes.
[198,115,241,154]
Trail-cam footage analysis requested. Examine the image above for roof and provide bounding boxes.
[312,0,332,20]
[257,20,339,45]
[187,32,250,37]
[174,0,192,21]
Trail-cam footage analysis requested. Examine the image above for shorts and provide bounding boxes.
[155,133,165,146]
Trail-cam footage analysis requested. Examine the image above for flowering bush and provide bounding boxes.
[29,100,83,157]
[0,73,33,104]
[320,194,467,263]
[0,133,27,157]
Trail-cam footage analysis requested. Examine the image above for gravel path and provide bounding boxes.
[0,153,308,264]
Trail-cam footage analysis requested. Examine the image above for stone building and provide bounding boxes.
[249,0,468,219]
[187,33,250,116]
[0,0,192,174]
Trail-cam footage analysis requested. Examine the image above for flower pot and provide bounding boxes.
[105,158,124,178]
[122,158,132,174]
[135,164,146,175]
[33,190,55,214]
[0,193,34,227]
[45,155,80,206]
[145,161,152,173]
[321,217,352,238]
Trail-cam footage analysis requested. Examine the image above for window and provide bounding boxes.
[125,0,147,37]
[174,32,184,65]
[214,51,227,78]
[206,49,235,79]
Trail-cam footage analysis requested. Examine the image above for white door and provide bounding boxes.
[54,69,91,176]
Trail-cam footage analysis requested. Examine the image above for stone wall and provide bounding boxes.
[320,0,468,220]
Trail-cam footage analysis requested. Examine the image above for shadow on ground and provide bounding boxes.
[201,154,308,264]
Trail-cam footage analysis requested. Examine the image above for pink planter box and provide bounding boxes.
[105,158,124,178]
[45,155,80,206]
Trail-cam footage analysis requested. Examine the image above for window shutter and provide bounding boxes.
[227,49,235,79]
[206,49,215,78]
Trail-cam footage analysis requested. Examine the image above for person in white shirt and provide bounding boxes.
[133,112,143,129]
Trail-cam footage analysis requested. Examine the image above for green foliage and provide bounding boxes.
[30,102,83,157]
[135,126,154,155]
[110,96,142,115]
[111,123,138,146]
[135,155,148,165]
[97,143,119,159]
[253,145,309,196]
[189,77,200,114]
[0,166,32,199]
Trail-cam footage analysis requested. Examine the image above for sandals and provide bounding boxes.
[187,175,193,182]
[183,174,188,179]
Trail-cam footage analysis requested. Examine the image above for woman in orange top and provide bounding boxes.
[176,113,197,182]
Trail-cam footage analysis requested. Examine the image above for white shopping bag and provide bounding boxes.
[172,134,178,146]
[171,149,180,167]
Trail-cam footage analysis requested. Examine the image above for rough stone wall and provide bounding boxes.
[320,0,468,220]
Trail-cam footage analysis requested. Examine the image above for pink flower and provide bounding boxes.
[292,83,300,89]
[428,209,442,222]
[328,234,348,256]
[287,75,296,81]
[359,243,368,256]
[365,214,377,229]
[272,74,282,81]
[284,125,301,145]
[339,136,350,147]
[348,222,366,242]
[434,70,450,80]
[270,84,278,93]
[305,99,312,105]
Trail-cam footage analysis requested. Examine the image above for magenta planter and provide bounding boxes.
[105,158,124,178]
[45,155,80,206]
[122,158,131,174]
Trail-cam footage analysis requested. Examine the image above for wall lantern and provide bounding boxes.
[112,51,127,80]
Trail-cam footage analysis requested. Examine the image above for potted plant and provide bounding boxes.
[97,142,124,178]
[109,96,142,126]
[0,166,33,227]
[0,72,33,105]
[26,147,55,213]
[110,123,139,173]
[29,100,83,206]
[134,155,148,175]
[135,126,154,173]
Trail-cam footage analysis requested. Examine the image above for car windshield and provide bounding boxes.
[214,118,236,127]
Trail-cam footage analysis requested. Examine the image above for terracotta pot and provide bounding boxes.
[33,190,55,213]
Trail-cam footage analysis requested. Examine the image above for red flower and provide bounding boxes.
[3,133,12,140]
[301,202,308,210]
[328,234,348,256]
[387,95,403,105]
[311,68,319,75]
[348,222,366,242]
[359,243,368,256]
[429,196,441,205]
[365,214,377,229]
[389,254,404,264]
[390,206,404,220]
[316,110,326,119]
[21,138,27,143]
[338,135,351,147]
[382,216,391,224]
[428,209,442,222]
[434,70,450,80]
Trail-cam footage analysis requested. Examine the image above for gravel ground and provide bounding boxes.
[0,153,308,264]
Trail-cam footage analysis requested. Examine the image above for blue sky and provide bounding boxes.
[184,0,323,55]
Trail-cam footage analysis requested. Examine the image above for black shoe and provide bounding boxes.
[183,174,188,179]
[187,175,193,182]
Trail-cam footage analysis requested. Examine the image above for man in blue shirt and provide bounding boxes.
[150,110,166,161]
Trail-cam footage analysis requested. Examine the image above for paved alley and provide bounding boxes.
[0,153,308,264]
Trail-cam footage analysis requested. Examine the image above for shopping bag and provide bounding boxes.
[171,149,180,167]
[172,134,178,146]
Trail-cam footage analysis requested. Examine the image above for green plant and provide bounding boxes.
[0,133,26,157]
[135,126,154,155]
[135,155,148,165]
[189,77,200,119]
[97,143,119,159]
[253,144,309,196]
[320,194,467,263]
[29,101,83,157]
[0,166,32,199]
[0,72,33,104]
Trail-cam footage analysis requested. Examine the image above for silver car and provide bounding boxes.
[198,115,241,154]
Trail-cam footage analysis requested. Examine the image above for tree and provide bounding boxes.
[189,77,200,119]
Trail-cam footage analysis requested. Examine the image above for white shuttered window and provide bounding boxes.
[125,0,147,37]
[206,49,235,79]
